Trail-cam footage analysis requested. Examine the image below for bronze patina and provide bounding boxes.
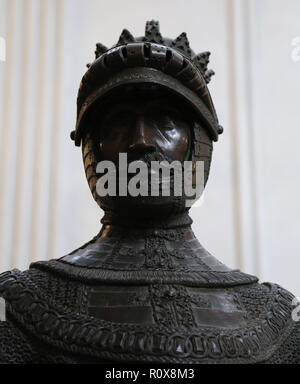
[0,21,299,364]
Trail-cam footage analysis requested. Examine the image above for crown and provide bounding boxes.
[89,20,215,84]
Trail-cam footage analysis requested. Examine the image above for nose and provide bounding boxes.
[128,116,156,154]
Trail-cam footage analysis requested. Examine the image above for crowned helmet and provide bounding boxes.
[71,21,223,216]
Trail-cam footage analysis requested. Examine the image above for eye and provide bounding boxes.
[101,110,135,140]
[151,108,181,131]
[159,114,176,130]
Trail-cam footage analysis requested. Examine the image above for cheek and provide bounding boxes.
[99,137,128,163]
[162,129,190,161]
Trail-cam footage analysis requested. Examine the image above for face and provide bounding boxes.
[94,92,191,165]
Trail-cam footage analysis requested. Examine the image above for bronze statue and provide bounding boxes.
[0,21,299,364]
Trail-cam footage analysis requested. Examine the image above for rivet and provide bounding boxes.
[70,131,76,141]
[217,125,224,134]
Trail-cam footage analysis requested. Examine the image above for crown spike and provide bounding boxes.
[204,69,215,84]
[118,29,135,45]
[193,51,211,74]
[171,32,192,58]
[145,20,164,44]
[95,43,108,59]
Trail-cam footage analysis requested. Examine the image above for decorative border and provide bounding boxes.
[0,269,295,363]
[30,260,259,287]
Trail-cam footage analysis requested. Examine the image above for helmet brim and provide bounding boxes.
[74,67,219,146]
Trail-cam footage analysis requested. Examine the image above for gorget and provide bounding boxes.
[0,213,299,364]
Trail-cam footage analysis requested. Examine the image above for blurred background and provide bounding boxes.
[0,0,299,294]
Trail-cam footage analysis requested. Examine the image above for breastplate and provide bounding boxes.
[9,213,292,364]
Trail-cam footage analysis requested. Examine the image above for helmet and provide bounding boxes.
[71,21,223,216]
[72,20,223,146]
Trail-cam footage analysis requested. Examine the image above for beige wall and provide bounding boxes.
[0,0,300,295]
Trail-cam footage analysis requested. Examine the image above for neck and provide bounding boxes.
[100,209,192,232]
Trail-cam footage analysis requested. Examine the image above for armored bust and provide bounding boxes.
[0,21,299,364]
